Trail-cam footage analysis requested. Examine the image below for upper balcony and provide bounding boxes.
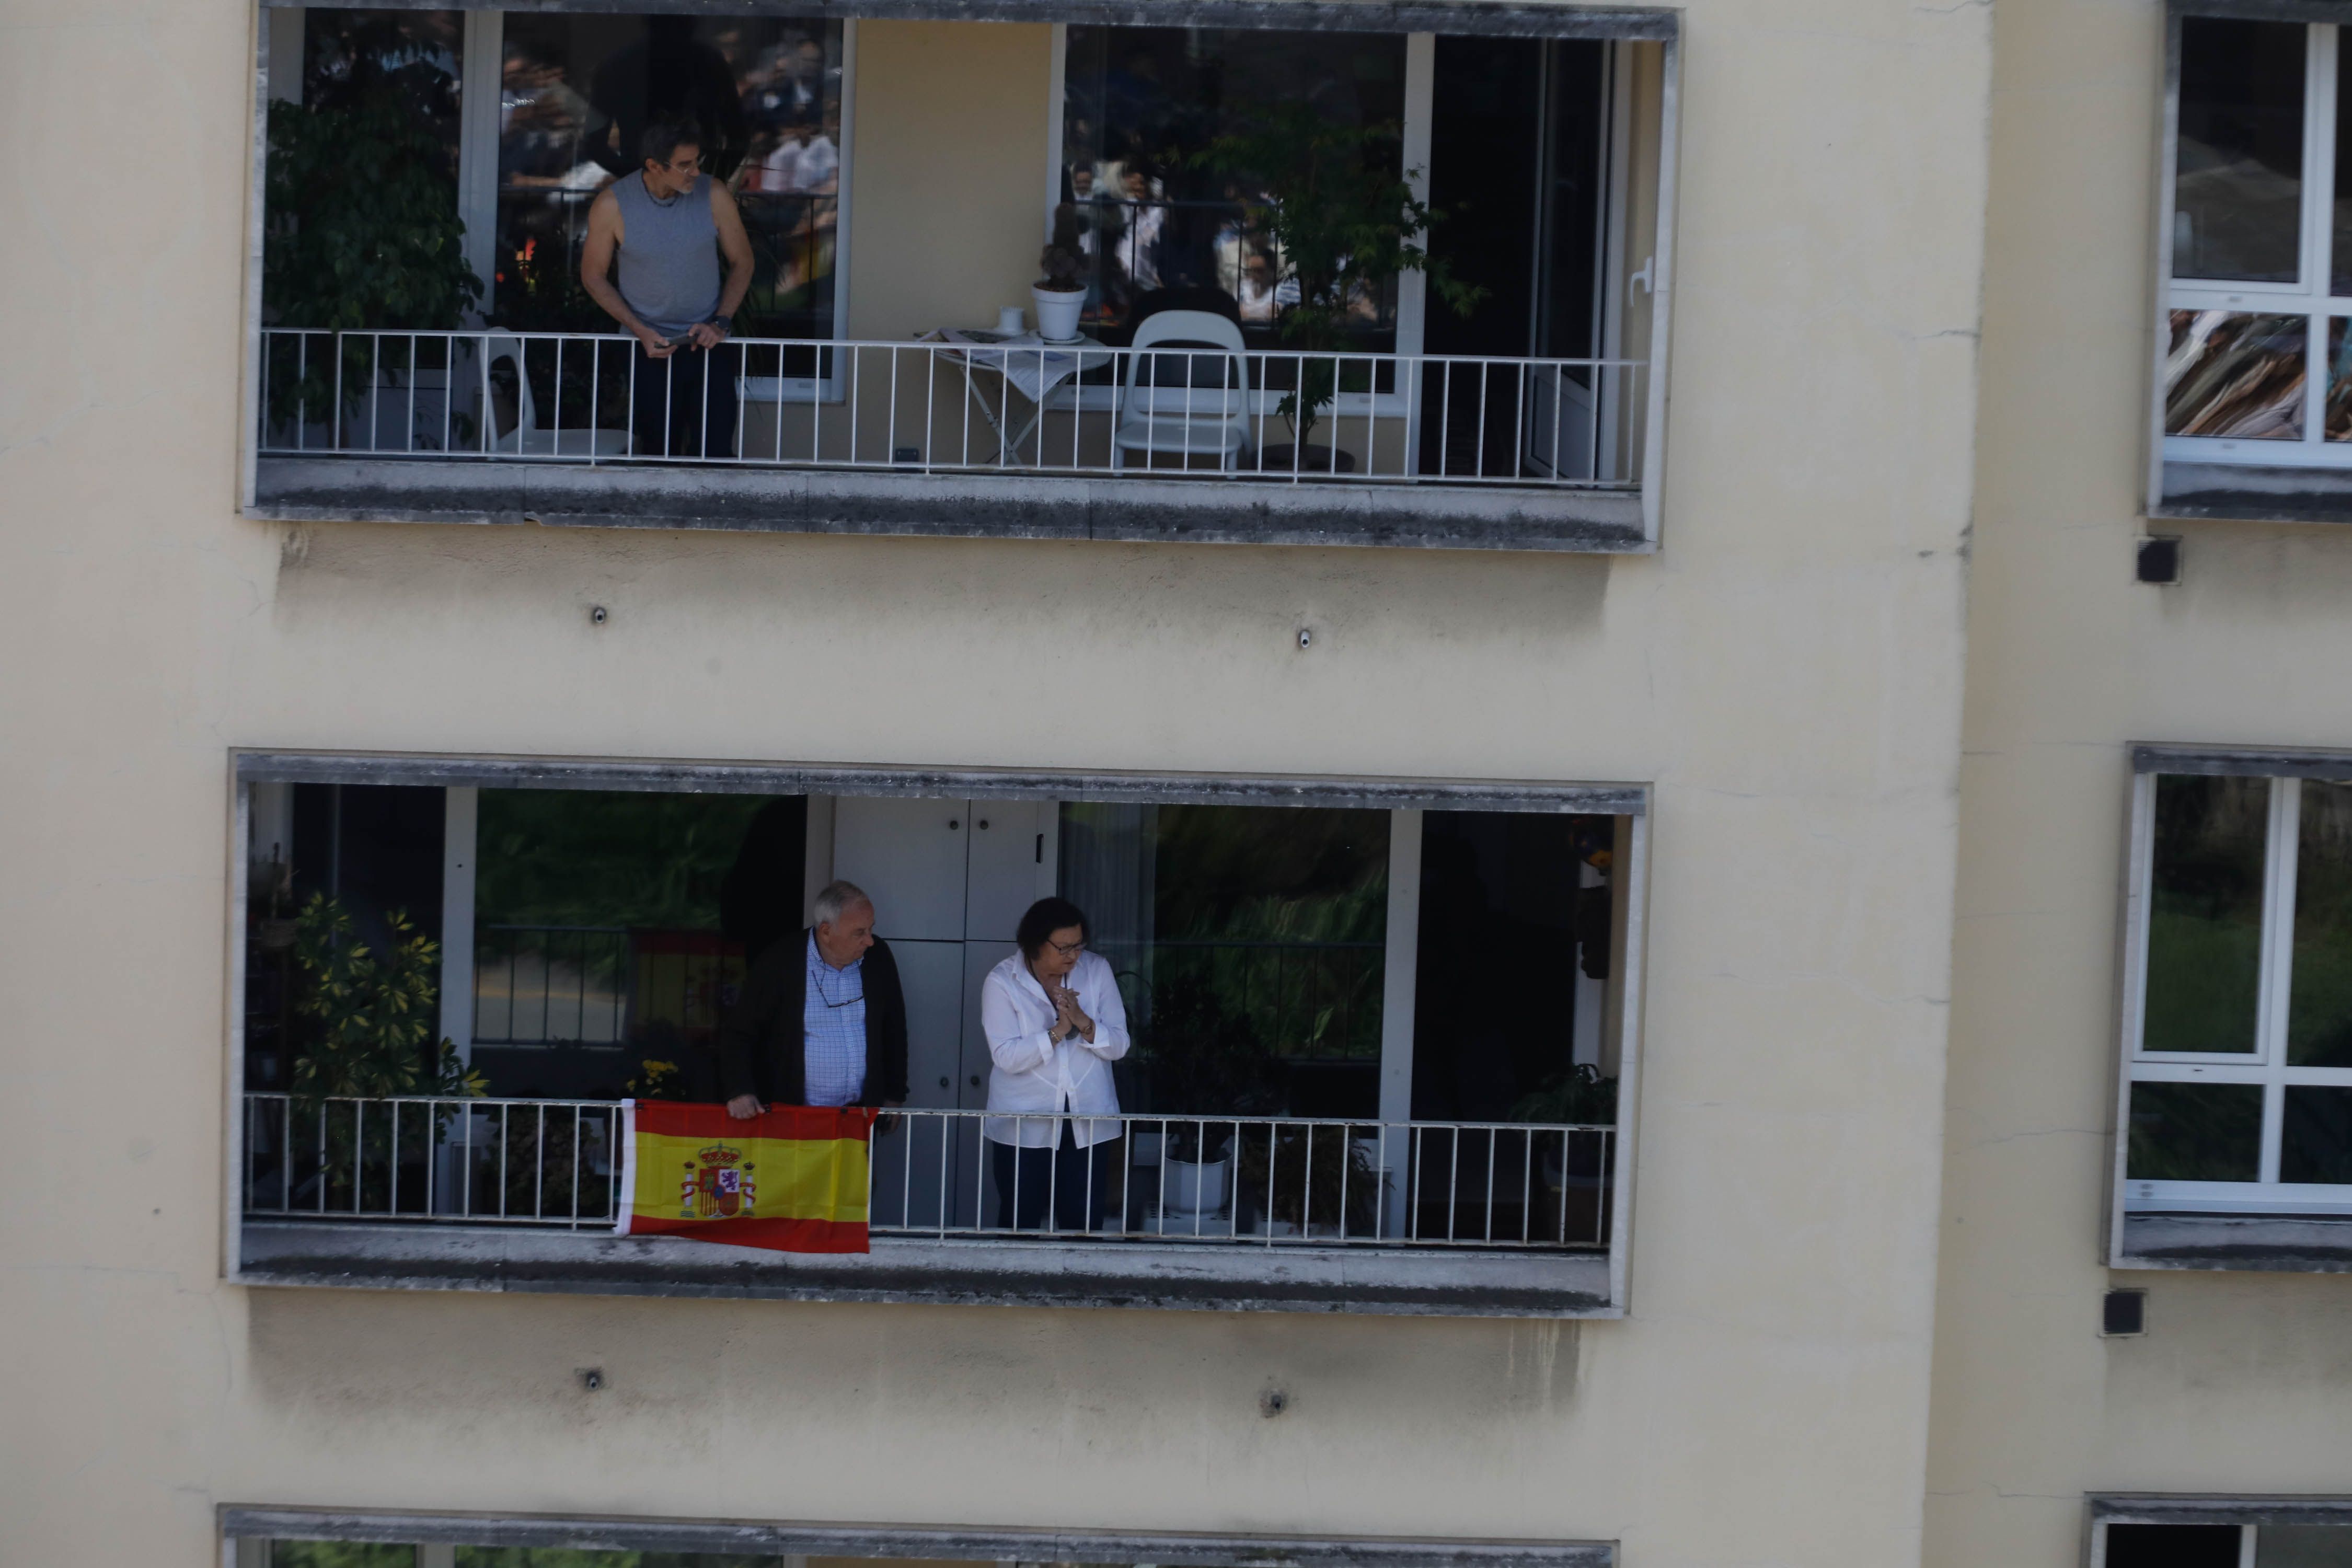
[242,2,1678,552]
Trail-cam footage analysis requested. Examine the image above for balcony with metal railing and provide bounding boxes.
[235,1093,1622,1316]
[246,329,1657,552]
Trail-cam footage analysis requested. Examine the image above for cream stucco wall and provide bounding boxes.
[0,0,1992,1565]
[845,20,1053,340]
[1924,1,2352,1563]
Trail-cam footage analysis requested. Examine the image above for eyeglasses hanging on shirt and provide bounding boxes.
[811,966,864,1008]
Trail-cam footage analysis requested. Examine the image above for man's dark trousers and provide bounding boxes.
[630,339,739,458]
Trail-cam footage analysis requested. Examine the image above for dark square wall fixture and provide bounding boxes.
[2103,1288,2148,1336]
[2139,536,2184,584]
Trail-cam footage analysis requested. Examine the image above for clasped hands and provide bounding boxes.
[1046,981,1094,1045]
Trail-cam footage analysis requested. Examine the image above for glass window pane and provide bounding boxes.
[2127,1080,2264,1181]
[497,16,844,341]
[2166,311,2308,439]
[2281,1086,2352,1183]
[2259,1523,2352,1565]
[2292,780,2352,1062]
[1063,803,1389,1117]
[2107,1524,2246,1568]
[2175,16,2305,283]
[1059,26,1408,348]
[2325,318,2352,440]
[273,1544,419,1568]
[2146,774,2272,1054]
[2335,32,2352,294]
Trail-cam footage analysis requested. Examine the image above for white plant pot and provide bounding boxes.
[1163,1154,1230,1216]
[1033,285,1085,342]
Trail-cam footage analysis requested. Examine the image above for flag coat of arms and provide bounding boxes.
[616,1100,879,1253]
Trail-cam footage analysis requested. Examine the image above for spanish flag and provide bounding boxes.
[616,1101,879,1253]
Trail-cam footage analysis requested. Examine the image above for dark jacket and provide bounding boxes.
[717,930,909,1108]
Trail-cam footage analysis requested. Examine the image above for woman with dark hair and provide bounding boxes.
[979,896,1131,1232]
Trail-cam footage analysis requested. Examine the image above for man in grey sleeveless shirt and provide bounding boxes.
[581,122,754,459]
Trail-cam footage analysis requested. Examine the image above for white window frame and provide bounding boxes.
[2089,1498,2352,1566]
[2118,766,2352,1216]
[2157,14,2352,474]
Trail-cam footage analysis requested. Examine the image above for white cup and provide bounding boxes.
[998,305,1027,336]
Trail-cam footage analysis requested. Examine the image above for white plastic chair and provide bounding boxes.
[1111,310,1251,472]
[483,337,633,457]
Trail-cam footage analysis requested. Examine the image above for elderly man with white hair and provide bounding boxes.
[717,879,908,1119]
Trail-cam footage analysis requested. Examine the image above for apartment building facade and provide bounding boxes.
[1926,0,2352,1564]
[6,0,2346,1561]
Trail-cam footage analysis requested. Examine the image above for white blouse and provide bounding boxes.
[979,948,1131,1148]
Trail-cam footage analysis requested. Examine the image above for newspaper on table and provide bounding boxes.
[921,327,1100,407]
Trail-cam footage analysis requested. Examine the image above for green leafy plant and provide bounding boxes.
[292,893,482,1103]
[1237,1123,1376,1233]
[1139,969,1284,1159]
[1200,105,1482,451]
[624,1058,686,1101]
[1511,1063,1618,1126]
[263,73,479,331]
[262,59,480,435]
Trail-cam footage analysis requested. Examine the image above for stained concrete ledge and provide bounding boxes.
[218,1507,1619,1568]
[2117,1213,2352,1272]
[2156,461,2352,525]
[238,1221,1617,1317]
[249,457,1652,553]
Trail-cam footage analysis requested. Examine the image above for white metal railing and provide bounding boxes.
[256,329,1646,490]
[240,1094,1613,1250]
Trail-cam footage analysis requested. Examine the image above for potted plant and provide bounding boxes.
[262,47,480,447]
[1201,106,1482,470]
[1512,1064,1618,1192]
[287,894,485,1213]
[1138,970,1283,1217]
[1237,1123,1377,1237]
[1034,204,1089,342]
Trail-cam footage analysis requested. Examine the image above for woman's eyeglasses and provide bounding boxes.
[1046,937,1086,958]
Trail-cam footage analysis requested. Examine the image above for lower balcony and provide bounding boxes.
[234,756,1643,1317]
[249,330,1652,551]
[238,1096,1617,1315]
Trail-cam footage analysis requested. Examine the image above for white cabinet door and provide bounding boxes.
[888,938,967,1110]
[959,939,1021,1111]
[965,800,1053,942]
[832,795,969,942]
[870,937,965,1230]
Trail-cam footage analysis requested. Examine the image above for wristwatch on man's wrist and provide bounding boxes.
[707,313,733,333]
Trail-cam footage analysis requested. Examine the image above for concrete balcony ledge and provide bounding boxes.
[248,456,1651,554]
[2116,1212,2352,1272]
[238,1220,1616,1317]
[2156,460,2352,526]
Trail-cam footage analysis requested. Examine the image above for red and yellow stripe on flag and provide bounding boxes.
[616,1100,879,1253]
